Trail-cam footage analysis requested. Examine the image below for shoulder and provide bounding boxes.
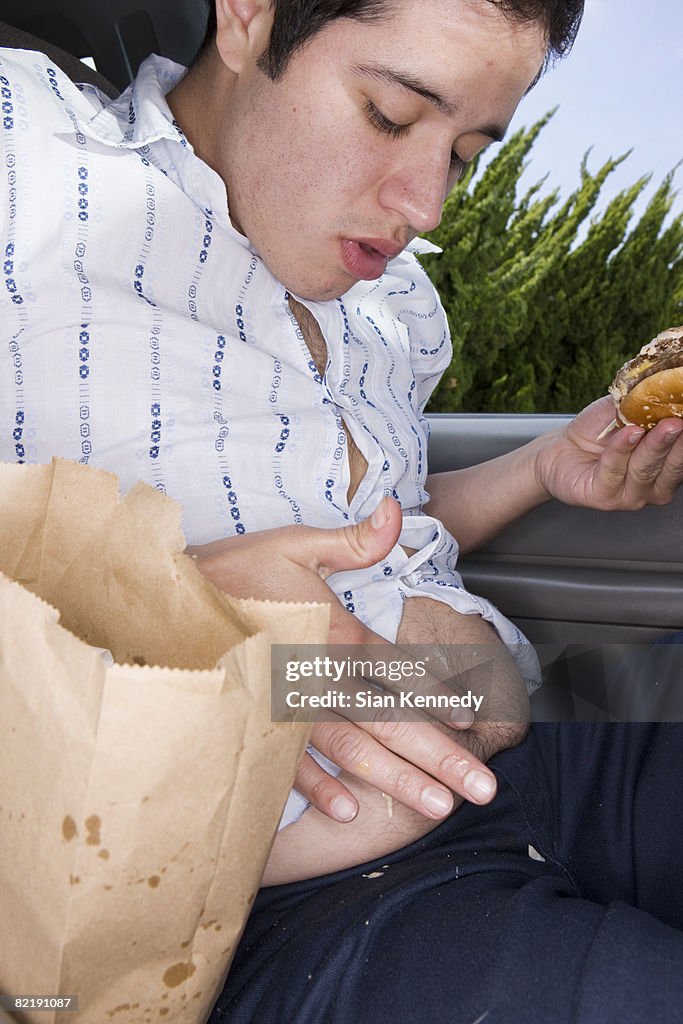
[384,238,446,319]
[340,240,451,371]
[343,239,447,328]
[383,240,452,371]
[0,46,104,128]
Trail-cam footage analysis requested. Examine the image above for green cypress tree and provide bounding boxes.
[421,118,683,413]
[422,116,553,410]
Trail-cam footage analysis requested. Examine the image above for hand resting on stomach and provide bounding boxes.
[262,597,529,885]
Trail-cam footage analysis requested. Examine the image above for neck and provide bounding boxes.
[166,50,233,175]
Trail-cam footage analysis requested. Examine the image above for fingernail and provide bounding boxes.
[664,429,683,446]
[464,769,496,803]
[331,795,358,822]
[450,707,475,727]
[627,429,645,445]
[370,497,390,529]
[420,786,453,817]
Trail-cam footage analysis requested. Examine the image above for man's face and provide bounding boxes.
[215,0,546,301]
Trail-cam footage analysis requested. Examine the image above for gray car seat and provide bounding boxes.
[0,0,208,93]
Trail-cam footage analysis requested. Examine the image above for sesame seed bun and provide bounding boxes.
[609,326,683,429]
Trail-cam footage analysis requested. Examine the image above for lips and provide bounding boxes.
[341,237,406,281]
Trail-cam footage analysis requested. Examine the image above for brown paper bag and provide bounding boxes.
[0,460,329,1024]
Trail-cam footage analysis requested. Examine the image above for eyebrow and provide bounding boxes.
[353,62,507,143]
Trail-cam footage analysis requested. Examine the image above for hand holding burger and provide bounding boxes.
[537,325,683,514]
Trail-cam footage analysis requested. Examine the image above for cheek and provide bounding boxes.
[278,136,363,225]
[226,94,381,245]
[223,112,294,231]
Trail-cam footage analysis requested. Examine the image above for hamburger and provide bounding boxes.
[609,325,683,430]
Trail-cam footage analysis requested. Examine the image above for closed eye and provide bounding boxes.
[365,99,467,178]
[365,98,411,139]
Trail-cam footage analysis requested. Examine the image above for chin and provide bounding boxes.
[286,271,357,304]
[260,243,356,302]
[256,234,357,302]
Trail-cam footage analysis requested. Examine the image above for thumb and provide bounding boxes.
[306,496,402,580]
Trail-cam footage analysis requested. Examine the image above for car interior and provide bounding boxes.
[0,0,206,94]
[0,7,681,1024]
[0,2,681,700]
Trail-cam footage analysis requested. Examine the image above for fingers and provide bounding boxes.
[327,661,477,729]
[599,419,683,507]
[310,716,497,819]
[655,424,683,500]
[593,425,648,498]
[302,496,403,579]
[293,750,359,822]
[626,421,683,503]
[312,619,479,731]
[566,396,619,450]
[187,496,403,605]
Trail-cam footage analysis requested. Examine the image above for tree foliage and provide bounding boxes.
[420,115,683,413]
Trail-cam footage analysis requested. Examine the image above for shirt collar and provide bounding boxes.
[54,53,253,243]
[406,237,442,256]
[76,55,190,150]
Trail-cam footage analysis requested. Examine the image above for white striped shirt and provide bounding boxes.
[0,50,537,826]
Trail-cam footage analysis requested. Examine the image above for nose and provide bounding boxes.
[378,155,450,234]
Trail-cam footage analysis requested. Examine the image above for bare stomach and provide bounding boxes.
[262,597,528,886]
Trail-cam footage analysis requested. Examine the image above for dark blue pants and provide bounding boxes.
[211,643,683,1023]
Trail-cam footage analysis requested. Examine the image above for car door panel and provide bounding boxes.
[427,414,683,644]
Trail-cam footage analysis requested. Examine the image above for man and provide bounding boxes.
[174,3,683,1020]
[170,0,683,835]
[1,0,682,1019]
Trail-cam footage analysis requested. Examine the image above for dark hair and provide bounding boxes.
[200,0,584,79]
